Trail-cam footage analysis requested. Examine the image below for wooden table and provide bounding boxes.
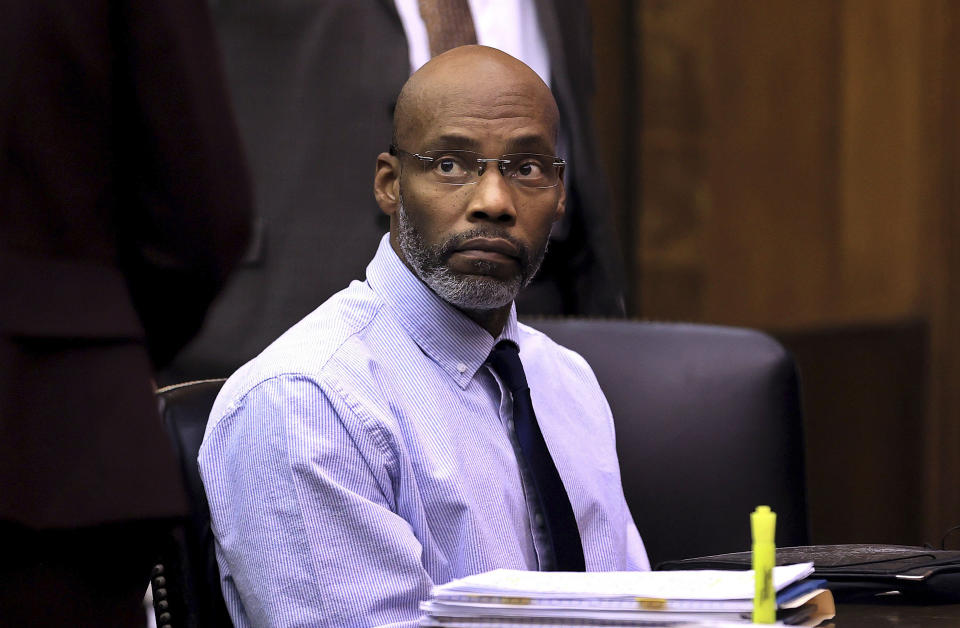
[833,601,960,626]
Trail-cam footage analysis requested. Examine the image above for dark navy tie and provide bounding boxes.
[487,341,586,571]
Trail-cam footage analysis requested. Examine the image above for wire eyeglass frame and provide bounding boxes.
[390,145,566,189]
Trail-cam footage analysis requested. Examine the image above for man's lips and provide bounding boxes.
[451,238,521,265]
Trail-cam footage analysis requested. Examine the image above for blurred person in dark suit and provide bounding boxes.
[0,0,251,624]
[166,0,624,383]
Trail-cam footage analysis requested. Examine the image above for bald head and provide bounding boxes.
[392,46,560,151]
[374,46,567,335]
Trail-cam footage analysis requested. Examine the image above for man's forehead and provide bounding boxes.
[394,46,559,150]
[416,128,557,154]
[405,92,558,151]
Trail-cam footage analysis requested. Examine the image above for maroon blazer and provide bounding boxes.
[0,0,252,528]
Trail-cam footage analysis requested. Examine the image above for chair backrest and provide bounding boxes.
[152,378,230,628]
[525,318,809,567]
[148,322,807,616]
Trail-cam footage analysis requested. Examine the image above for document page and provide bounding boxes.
[433,563,814,601]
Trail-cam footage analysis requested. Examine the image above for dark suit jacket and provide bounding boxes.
[531,0,626,316]
[167,0,624,382]
[0,0,252,528]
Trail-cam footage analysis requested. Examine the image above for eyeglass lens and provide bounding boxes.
[415,150,562,188]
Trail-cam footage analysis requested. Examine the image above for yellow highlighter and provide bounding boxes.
[751,505,777,624]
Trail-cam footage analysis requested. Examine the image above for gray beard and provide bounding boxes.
[395,196,547,311]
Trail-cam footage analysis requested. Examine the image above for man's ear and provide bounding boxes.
[554,180,566,223]
[374,152,401,217]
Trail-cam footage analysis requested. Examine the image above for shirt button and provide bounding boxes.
[507,419,515,431]
[534,513,544,527]
[457,363,467,373]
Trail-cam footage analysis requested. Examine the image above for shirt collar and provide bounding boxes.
[366,234,520,389]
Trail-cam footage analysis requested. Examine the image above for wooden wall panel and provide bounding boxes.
[587,0,636,308]
[637,0,712,321]
[838,0,925,322]
[704,1,841,328]
[776,322,927,544]
[618,0,960,544]
[918,0,960,546]
[636,0,939,328]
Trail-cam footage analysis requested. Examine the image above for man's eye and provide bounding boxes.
[433,156,467,176]
[515,161,544,178]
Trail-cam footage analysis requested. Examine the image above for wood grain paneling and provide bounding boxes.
[918,0,960,546]
[587,0,637,309]
[636,0,945,327]
[776,322,927,544]
[613,0,960,543]
[704,1,841,327]
[637,0,712,321]
[838,0,925,322]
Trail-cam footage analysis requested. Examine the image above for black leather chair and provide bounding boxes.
[525,318,809,567]
[150,321,808,621]
[151,378,230,628]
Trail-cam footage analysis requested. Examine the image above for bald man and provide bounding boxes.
[199,47,647,628]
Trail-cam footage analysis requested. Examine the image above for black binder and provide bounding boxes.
[657,544,960,602]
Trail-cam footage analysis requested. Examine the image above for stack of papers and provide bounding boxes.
[420,564,835,627]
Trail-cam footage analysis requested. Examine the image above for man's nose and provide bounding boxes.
[466,167,517,224]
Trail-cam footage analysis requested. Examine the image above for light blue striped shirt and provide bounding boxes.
[199,235,649,628]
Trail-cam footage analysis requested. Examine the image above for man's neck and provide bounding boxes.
[460,304,511,338]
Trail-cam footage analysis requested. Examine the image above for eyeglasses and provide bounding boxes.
[390,146,565,189]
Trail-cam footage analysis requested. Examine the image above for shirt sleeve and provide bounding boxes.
[199,374,432,627]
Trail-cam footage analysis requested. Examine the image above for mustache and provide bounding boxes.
[438,229,531,268]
